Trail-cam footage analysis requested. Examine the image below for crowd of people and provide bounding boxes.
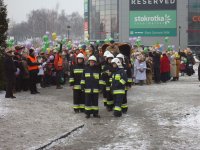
[3,40,198,118]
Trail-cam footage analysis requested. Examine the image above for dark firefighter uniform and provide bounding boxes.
[102,53,114,111]
[101,59,107,106]
[111,58,127,117]
[81,56,104,118]
[69,53,85,113]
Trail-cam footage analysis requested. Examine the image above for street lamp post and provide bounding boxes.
[67,25,71,41]
[178,26,181,52]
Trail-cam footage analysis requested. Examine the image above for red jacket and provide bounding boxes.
[160,54,170,73]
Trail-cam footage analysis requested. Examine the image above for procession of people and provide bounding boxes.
[3,37,197,118]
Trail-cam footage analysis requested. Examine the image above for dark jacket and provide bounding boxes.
[150,52,161,68]
[102,62,114,87]
[4,54,17,79]
[69,63,85,90]
[111,68,127,95]
[81,65,103,94]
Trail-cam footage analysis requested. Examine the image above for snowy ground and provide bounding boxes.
[0,65,200,150]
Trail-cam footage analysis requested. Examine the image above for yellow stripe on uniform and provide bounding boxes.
[114,106,122,111]
[69,78,74,83]
[119,79,126,85]
[73,85,81,90]
[113,90,125,95]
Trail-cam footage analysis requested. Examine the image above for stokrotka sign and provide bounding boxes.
[130,0,177,10]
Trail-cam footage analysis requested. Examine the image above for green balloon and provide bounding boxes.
[96,40,100,44]
[43,35,49,42]
[45,42,50,48]
[104,39,109,44]
[85,40,90,46]
[62,38,67,44]
[67,43,72,49]
[164,37,169,43]
[109,37,113,42]
[144,47,148,54]
[42,46,46,52]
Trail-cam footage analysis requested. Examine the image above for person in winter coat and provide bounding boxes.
[135,55,147,86]
[160,52,170,82]
[149,50,161,83]
[4,48,17,98]
[54,51,64,89]
[27,48,41,94]
[186,51,195,76]
[111,58,127,117]
[21,52,30,91]
[69,53,85,113]
[146,57,153,85]
[170,53,177,81]
[81,55,103,118]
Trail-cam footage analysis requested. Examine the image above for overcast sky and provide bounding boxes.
[5,0,84,23]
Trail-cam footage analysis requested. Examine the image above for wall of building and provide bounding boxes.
[118,0,188,50]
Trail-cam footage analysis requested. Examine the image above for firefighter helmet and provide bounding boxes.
[103,51,111,57]
[111,58,122,68]
[88,55,97,62]
[77,53,85,59]
[116,53,125,62]
[106,53,114,59]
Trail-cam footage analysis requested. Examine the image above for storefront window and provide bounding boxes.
[89,0,119,40]
[188,0,200,46]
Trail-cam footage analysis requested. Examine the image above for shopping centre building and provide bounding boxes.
[84,0,200,52]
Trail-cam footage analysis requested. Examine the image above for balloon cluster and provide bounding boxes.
[135,37,142,48]
[42,35,50,53]
[6,38,15,48]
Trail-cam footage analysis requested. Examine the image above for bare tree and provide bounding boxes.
[9,8,84,41]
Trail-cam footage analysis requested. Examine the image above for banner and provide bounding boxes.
[129,0,177,36]
[84,0,89,40]
[130,0,177,10]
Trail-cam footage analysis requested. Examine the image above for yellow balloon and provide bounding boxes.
[52,32,57,40]
[47,48,51,53]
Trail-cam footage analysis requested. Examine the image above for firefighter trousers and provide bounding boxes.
[122,90,128,113]
[113,94,124,117]
[85,93,99,116]
[73,89,85,112]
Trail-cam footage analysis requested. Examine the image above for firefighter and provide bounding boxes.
[111,58,127,117]
[81,55,104,118]
[69,53,85,113]
[116,53,132,113]
[102,53,114,111]
[101,51,111,106]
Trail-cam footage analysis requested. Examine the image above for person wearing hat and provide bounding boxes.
[111,58,127,117]
[27,47,41,94]
[81,55,103,118]
[69,53,85,113]
[4,48,17,98]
